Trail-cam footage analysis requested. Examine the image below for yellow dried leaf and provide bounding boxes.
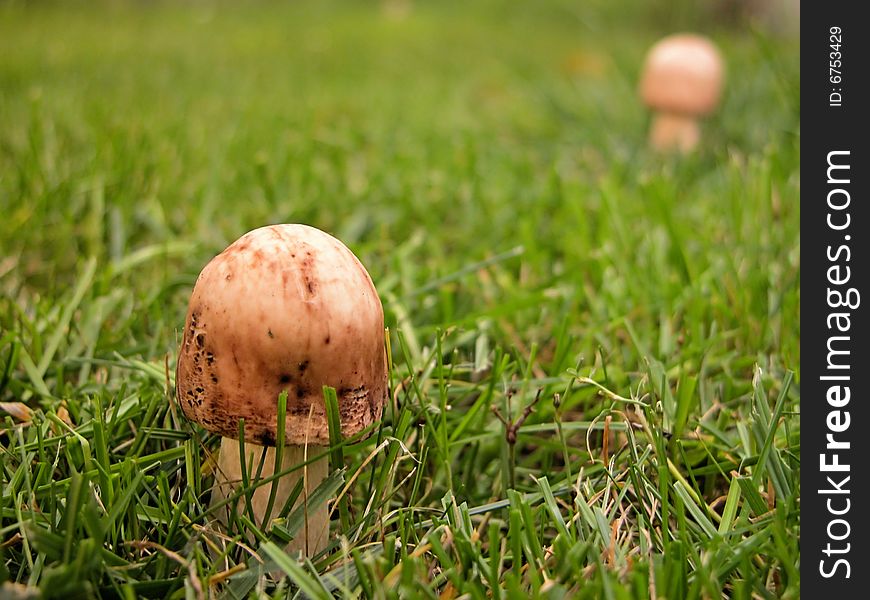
[0,402,33,422]
[439,583,457,600]
[57,404,74,426]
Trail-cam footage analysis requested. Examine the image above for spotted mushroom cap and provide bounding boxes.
[176,224,388,446]
[639,33,724,116]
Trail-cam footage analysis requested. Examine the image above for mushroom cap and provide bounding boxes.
[639,33,724,116]
[176,224,388,446]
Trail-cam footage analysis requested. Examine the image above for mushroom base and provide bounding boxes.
[649,112,701,153]
[210,436,330,556]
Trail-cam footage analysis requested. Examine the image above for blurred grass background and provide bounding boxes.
[1,0,800,364]
[1,0,799,598]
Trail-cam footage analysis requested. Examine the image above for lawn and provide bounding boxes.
[0,1,800,598]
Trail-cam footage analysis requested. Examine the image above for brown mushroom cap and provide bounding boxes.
[639,33,724,116]
[176,224,388,446]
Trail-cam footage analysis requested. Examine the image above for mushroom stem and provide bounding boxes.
[649,112,701,153]
[211,436,329,556]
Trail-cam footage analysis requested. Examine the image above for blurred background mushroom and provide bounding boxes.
[639,33,725,152]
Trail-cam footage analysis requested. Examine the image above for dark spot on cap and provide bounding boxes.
[296,386,307,399]
[195,333,205,349]
[339,385,369,406]
[279,373,292,384]
[324,335,331,344]
[298,360,309,373]
[299,253,317,297]
[267,328,274,338]
[257,429,276,446]
[211,375,219,384]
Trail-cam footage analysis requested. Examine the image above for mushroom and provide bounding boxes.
[175,224,388,556]
[639,33,725,152]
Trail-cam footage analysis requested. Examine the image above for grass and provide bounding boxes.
[0,0,800,598]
